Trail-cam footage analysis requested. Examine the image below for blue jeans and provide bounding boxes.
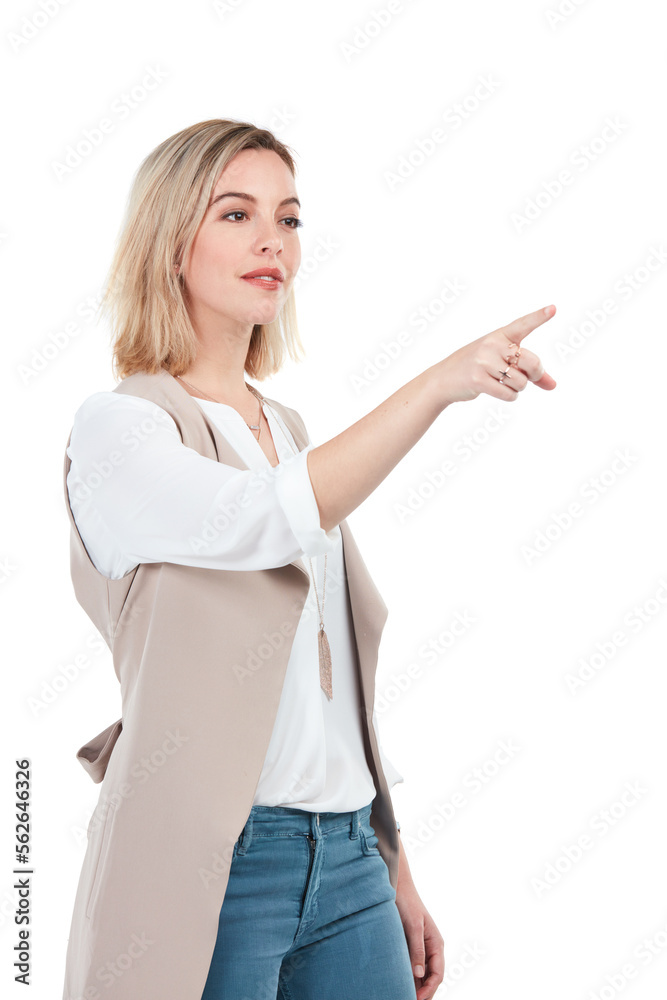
[200,801,417,1000]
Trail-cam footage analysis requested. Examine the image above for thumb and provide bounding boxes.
[408,931,426,979]
[525,339,557,390]
[533,371,557,390]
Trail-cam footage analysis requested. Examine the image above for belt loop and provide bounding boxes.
[349,808,360,840]
[236,811,253,855]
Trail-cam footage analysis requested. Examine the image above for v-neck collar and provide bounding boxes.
[154,368,305,479]
[193,395,282,470]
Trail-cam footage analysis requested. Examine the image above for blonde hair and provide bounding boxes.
[102,118,306,382]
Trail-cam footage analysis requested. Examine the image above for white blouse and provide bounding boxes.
[65,389,403,813]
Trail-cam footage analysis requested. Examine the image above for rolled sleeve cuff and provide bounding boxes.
[379,746,405,789]
[274,443,339,559]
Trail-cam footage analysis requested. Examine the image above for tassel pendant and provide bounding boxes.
[318,625,333,700]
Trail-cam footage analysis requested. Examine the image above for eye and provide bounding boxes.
[221,210,304,229]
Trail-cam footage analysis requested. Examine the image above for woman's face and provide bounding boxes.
[180,148,302,336]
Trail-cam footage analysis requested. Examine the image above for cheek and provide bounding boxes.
[189,232,238,289]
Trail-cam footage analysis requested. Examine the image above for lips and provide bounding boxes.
[241,268,284,281]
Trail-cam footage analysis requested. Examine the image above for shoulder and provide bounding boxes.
[70,389,178,435]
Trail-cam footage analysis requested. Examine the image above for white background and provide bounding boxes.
[2,0,666,997]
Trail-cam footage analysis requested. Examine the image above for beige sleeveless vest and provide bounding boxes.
[61,369,399,1000]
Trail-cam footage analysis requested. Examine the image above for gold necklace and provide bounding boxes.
[175,373,333,700]
[175,375,262,435]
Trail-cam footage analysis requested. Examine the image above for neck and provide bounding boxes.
[176,300,263,403]
[178,339,253,405]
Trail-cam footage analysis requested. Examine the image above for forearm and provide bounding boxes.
[396,830,419,897]
[306,364,448,532]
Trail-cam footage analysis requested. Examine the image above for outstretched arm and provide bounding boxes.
[307,304,557,532]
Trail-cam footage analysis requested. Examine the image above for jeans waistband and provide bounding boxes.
[235,800,374,853]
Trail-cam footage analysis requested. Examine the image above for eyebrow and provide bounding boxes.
[209,191,301,212]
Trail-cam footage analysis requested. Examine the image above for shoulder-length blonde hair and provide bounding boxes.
[103,118,306,382]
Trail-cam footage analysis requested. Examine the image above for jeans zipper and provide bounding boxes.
[299,833,316,911]
[305,815,318,890]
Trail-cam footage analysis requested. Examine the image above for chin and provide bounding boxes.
[245,304,285,326]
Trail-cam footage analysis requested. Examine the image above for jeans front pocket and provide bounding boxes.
[231,835,245,861]
[359,822,381,857]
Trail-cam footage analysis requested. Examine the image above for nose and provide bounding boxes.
[253,218,284,255]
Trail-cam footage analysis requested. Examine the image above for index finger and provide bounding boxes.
[500,304,556,344]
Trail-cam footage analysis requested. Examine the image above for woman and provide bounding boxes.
[61,118,556,1000]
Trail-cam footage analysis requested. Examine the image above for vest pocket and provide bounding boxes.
[85,803,116,919]
[76,718,123,784]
